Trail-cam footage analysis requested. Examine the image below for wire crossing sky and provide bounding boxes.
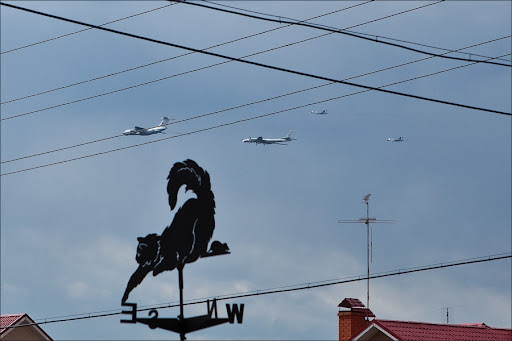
[205,0,512,64]
[1,48,509,176]
[0,1,373,105]
[3,30,508,166]
[1,2,509,117]
[0,2,177,55]
[175,0,511,67]
[4,252,510,330]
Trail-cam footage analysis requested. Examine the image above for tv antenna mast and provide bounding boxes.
[338,194,395,319]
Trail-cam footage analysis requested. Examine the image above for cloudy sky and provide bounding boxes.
[1,1,510,340]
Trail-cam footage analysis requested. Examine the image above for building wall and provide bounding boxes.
[338,311,370,341]
[358,329,393,341]
[1,326,49,341]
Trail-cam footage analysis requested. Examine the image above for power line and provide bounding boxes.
[178,0,511,68]
[1,2,508,117]
[2,50,509,176]
[1,135,122,164]
[4,252,511,329]
[1,1,373,105]
[2,41,509,166]
[6,0,485,109]
[204,0,511,64]
[0,2,176,55]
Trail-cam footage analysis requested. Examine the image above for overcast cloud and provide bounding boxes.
[1,1,511,340]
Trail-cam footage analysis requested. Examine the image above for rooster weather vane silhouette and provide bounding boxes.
[120,160,243,340]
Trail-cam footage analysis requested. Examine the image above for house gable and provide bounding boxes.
[1,314,52,341]
[353,323,398,341]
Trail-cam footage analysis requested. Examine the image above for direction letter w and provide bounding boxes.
[226,304,244,324]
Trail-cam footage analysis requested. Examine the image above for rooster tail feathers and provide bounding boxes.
[167,159,214,210]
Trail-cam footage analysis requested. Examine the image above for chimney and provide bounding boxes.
[337,298,374,341]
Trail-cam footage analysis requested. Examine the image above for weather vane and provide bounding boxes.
[120,159,244,340]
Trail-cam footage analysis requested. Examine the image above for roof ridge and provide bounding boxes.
[375,319,511,330]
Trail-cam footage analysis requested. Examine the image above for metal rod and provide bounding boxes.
[178,265,186,341]
[366,199,370,320]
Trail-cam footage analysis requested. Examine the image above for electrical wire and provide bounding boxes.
[3,252,510,329]
[3,30,507,123]
[2,50,509,177]
[8,0,495,107]
[1,2,508,117]
[1,1,373,105]
[2,38,509,166]
[203,0,511,64]
[0,2,177,55]
[177,0,511,67]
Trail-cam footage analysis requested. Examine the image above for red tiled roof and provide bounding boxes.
[373,319,512,341]
[339,298,366,308]
[351,307,376,318]
[0,314,26,334]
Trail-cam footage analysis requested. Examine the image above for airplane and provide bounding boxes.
[123,117,170,136]
[242,130,295,145]
[386,137,405,142]
[310,109,328,115]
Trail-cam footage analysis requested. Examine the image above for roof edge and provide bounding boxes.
[352,321,399,341]
[1,314,53,341]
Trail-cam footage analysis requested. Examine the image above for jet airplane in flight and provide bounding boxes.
[310,110,328,115]
[243,130,295,145]
[386,137,404,142]
[123,117,170,136]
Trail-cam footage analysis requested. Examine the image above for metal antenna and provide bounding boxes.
[441,306,462,324]
[338,194,395,320]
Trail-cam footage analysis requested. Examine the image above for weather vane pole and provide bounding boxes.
[338,194,395,319]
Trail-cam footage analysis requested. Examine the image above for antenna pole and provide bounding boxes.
[365,196,370,317]
[338,194,395,321]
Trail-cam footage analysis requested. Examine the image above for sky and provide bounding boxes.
[1,1,511,340]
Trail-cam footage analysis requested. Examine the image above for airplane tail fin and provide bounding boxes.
[284,130,294,140]
[159,117,170,126]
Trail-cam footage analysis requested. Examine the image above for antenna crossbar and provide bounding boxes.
[338,194,395,320]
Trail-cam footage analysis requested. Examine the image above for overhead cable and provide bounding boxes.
[1,1,372,105]
[176,0,511,67]
[204,0,511,64]
[3,32,507,122]
[0,2,176,55]
[2,42,510,166]
[4,252,511,329]
[2,50,509,176]
[1,3,509,117]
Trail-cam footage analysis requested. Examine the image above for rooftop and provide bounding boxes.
[0,313,25,334]
[355,319,512,341]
